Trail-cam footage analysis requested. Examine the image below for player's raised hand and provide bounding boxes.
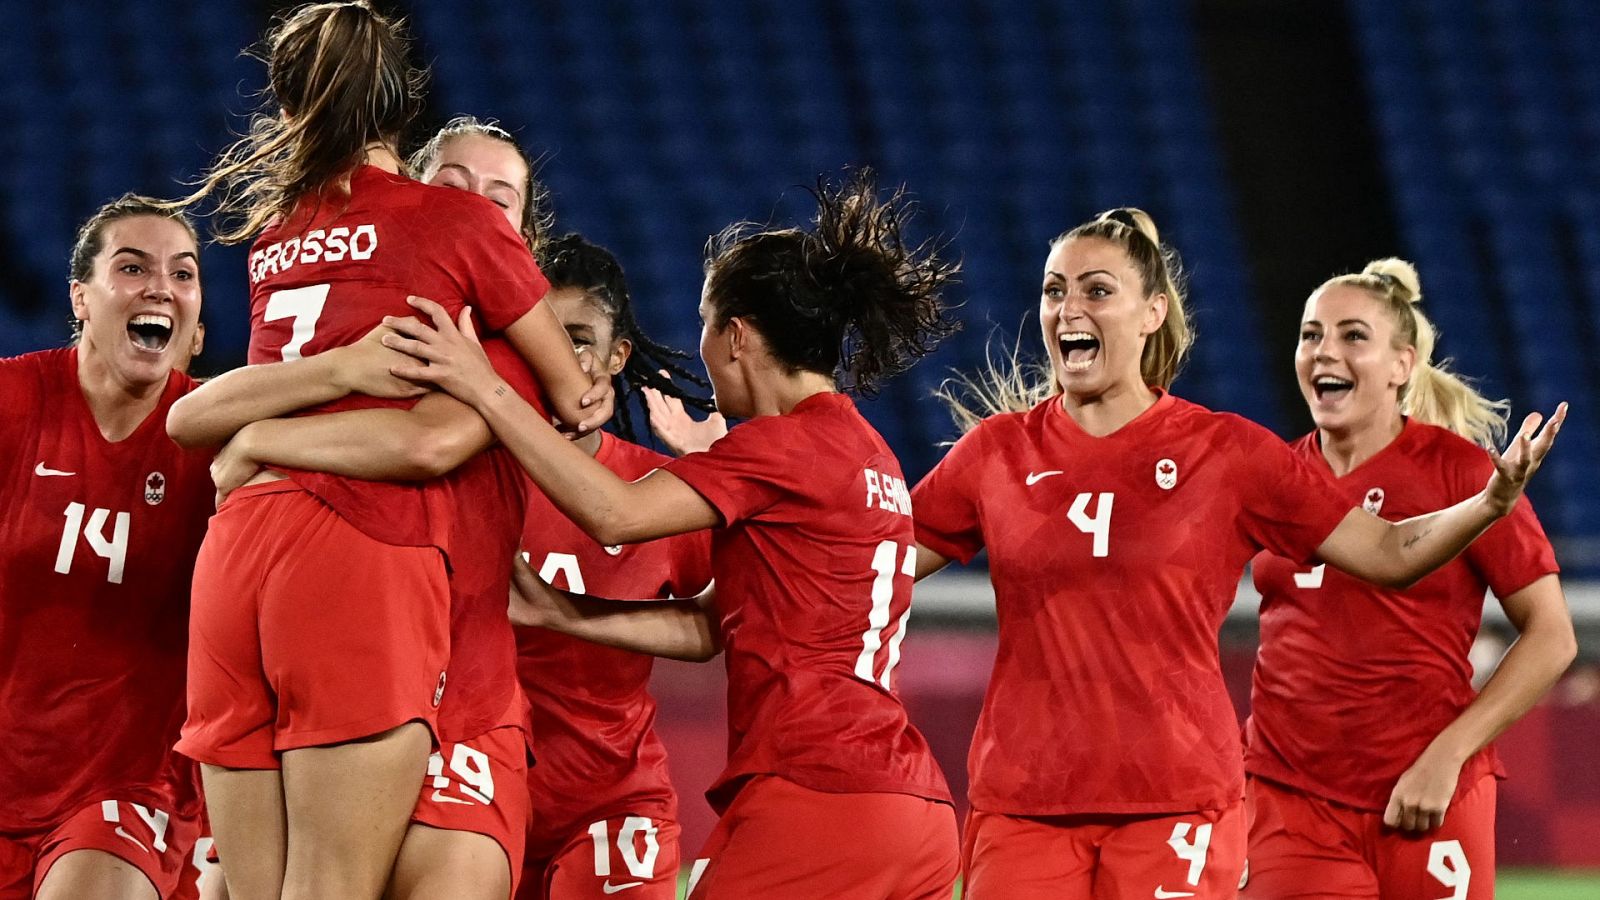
[382,296,500,405]
[568,352,616,437]
[508,554,576,629]
[1486,402,1567,515]
[210,427,264,508]
[329,324,429,400]
[644,372,727,456]
[1383,750,1460,833]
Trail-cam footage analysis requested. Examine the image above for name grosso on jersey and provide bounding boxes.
[250,225,379,283]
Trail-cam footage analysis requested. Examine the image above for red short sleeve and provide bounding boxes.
[666,530,715,599]
[661,417,795,526]
[449,198,549,332]
[1235,421,1350,564]
[910,423,990,564]
[1468,495,1560,597]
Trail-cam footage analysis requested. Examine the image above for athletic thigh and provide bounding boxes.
[1242,777,1376,900]
[391,727,532,900]
[1372,774,1496,900]
[542,816,680,900]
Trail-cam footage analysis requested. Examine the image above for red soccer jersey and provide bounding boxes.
[912,391,1352,816]
[517,432,713,852]
[246,165,548,554]
[433,338,541,743]
[1245,420,1558,810]
[663,392,951,811]
[0,348,213,832]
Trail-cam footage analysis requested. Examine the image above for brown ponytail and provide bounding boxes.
[171,1,425,243]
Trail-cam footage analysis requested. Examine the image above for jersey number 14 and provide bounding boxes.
[55,502,130,584]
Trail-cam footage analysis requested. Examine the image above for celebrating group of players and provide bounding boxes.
[0,2,1579,899]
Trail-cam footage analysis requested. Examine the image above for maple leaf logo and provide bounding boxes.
[1159,461,1176,475]
[147,473,165,491]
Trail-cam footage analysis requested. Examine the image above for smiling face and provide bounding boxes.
[423,132,529,238]
[1295,283,1415,436]
[548,286,630,378]
[70,215,203,387]
[1040,236,1167,401]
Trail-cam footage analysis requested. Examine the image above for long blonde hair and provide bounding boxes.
[937,207,1193,432]
[170,2,425,244]
[1320,258,1509,447]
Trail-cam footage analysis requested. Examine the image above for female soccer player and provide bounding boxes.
[163,4,605,899]
[1241,260,1576,900]
[0,196,209,900]
[909,209,1564,900]
[516,233,713,900]
[380,171,963,898]
[170,113,589,900]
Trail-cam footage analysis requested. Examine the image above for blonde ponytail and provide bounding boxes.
[1325,258,1509,447]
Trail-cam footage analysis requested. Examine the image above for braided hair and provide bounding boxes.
[537,233,713,443]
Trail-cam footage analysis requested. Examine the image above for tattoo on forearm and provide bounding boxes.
[494,384,508,398]
[1403,529,1430,549]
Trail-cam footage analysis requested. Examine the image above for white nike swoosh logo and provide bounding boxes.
[429,791,474,805]
[34,463,75,477]
[1025,470,1063,485]
[114,826,149,853]
[602,881,645,894]
[1154,889,1196,899]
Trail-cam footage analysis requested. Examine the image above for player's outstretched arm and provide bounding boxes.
[383,297,720,545]
[1315,404,1566,589]
[210,392,493,499]
[167,325,425,448]
[1383,574,1575,831]
[509,556,720,662]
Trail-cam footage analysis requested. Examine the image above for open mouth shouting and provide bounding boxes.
[1311,374,1353,406]
[1059,331,1101,372]
[127,313,175,354]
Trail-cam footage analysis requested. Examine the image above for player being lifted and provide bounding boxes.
[380,170,963,899]
[163,4,606,899]
[909,209,1565,899]
[0,197,210,900]
[1242,259,1575,900]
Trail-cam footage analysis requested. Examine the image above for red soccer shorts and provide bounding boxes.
[1242,774,1496,900]
[520,815,681,900]
[961,802,1246,900]
[0,799,201,900]
[179,482,452,770]
[683,775,957,899]
[410,724,531,898]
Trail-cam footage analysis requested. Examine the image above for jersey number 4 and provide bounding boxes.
[1067,492,1114,557]
[55,502,130,584]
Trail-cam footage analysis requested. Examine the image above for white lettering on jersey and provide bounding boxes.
[538,552,587,593]
[55,502,130,584]
[863,469,912,516]
[1293,564,1326,589]
[250,224,380,282]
